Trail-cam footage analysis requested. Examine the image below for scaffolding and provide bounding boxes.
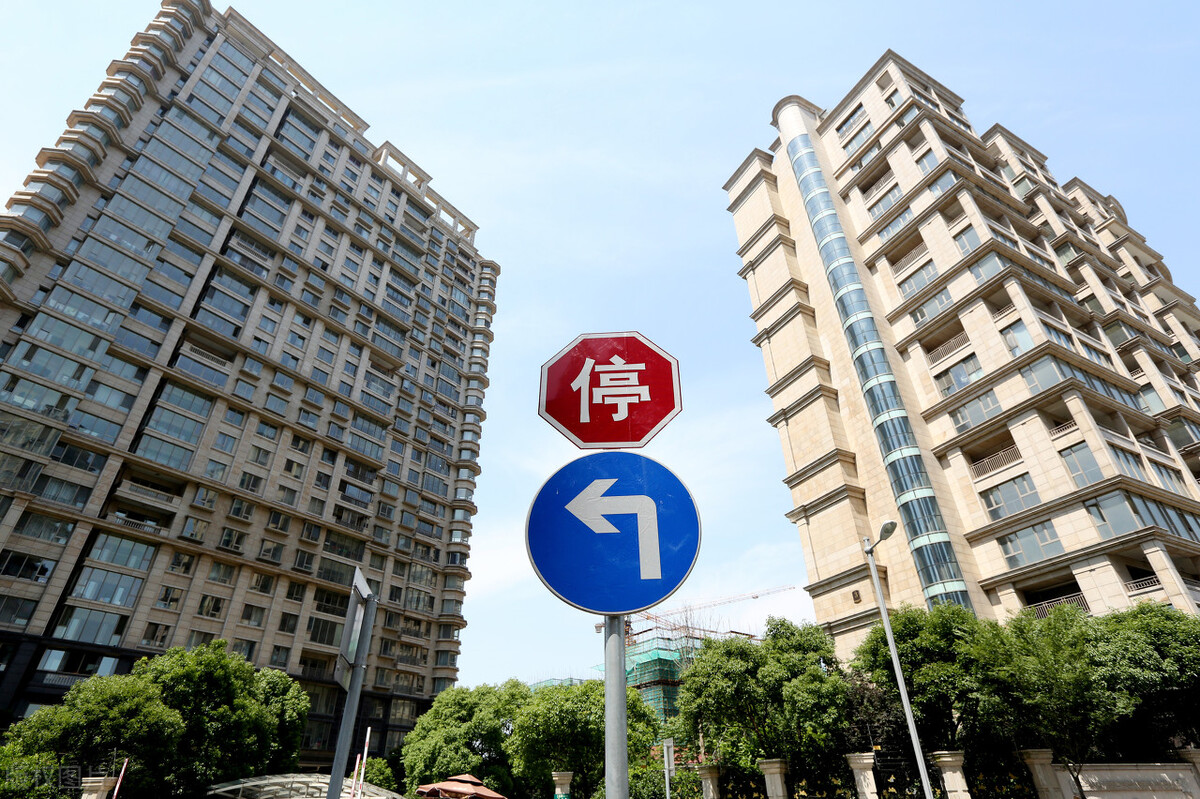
[619,585,797,722]
[624,627,704,721]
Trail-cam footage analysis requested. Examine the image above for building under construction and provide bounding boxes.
[618,586,797,721]
[623,622,705,721]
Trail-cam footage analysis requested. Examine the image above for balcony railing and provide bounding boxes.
[107,515,167,536]
[970,445,1022,479]
[927,331,970,365]
[1125,576,1162,593]
[889,243,929,275]
[1049,420,1079,438]
[300,664,331,680]
[1029,592,1089,619]
[185,343,230,370]
[34,672,87,688]
[118,480,181,506]
[863,171,895,202]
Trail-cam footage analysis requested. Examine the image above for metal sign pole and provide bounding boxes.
[663,738,674,799]
[327,593,378,799]
[604,614,629,799]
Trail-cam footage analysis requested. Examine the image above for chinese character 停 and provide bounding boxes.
[570,355,650,423]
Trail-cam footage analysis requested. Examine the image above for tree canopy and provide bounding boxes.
[402,679,660,799]
[676,618,853,796]
[402,679,532,797]
[0,640,309,799]
[675,604,1200,799]
[508,680,660,799]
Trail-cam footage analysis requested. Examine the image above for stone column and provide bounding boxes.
[1069,555,1131,614]
[697,763,720,799]
[1143,540,1200,615]
[1178,748,1200,782]
[80,776,118,799]
[552,771,574,799]
[758,758,788,799]
[1020,749,1063,799]
[994,582,1024,618]
[845,752,878,799]
[932,751,970,799]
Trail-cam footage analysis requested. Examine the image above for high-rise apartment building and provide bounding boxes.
[725,51,1200,655]
[0,0,498,763]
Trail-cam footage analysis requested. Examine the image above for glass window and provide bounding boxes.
[52,607,127,645]
[934,354,983,398]
[1110,446,1148,481]
[898,260,938,299]
[1000,321,1033,356]
[1061,443,1103,488]
[980,473,1040,521]
[998,521,1063,568]
[954,226,981,256]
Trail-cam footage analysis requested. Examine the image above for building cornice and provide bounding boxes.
[981,123,1048,163]
[783,447,857,490]
[750,276,808,323]
[723,148,775,193]
[767,384,840,427]
[762,354,829,397]
[806,563,879,598]
[737,214,793,262]
[770,95,824,130]
[785,483,866,524]
[819,606,886,638]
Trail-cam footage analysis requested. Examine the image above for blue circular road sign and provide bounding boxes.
[526,451,701,615]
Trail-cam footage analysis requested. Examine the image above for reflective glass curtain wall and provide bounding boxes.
[785,133,971,608]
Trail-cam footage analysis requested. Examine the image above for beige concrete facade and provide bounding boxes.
[726,51,1200,656]
[0,0,498,765]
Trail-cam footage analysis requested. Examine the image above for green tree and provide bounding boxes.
[852,603,978,751]
[0,746,62,799]
[1089,602,1200,759]
[402,680,532,797]
[0,674,184,797]
[254,667,311,774]
[963,605,1123,799]
[506,680,660,799]
[362,757,399,791]
[133,641,305,794]
[676,618,852,796]
[2,640,309,799]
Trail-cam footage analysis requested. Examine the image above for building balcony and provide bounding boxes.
[1028,592,1089,619]
[1049,420,1079,438]
[1022,590,1089,614]
[970,444,1022,479]
[927,330,970,365]
[114,479,182,509]
[31,671,88,689]
[105,514,168,537]
[1125,574,1200,602]
[1125,575,1162,594]
[300,663,332,681]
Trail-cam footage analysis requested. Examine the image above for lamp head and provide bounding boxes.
[879,520,897,542]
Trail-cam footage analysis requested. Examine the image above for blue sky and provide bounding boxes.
[1,1,1197,686]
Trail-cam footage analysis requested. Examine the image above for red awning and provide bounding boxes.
[417,774,507,799]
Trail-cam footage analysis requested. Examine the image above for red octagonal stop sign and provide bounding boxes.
[539,332,682,449]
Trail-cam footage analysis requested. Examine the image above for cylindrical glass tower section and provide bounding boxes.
[776,102,970,608]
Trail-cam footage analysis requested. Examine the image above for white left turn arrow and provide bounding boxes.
[565,478,661,580]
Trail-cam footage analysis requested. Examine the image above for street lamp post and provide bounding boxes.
[863,520,935,799]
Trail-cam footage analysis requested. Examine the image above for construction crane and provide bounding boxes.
[626,584,798,639]
[593,584,800,638]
